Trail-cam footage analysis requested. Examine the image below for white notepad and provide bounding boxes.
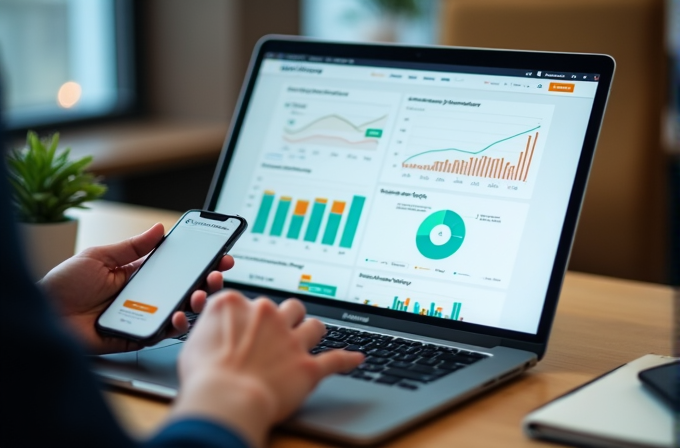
[523,354,678,448]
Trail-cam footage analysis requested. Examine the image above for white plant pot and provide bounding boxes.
[19,219,78,281]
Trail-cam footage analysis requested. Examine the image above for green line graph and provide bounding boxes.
[284,114,388,135]
[402,125,541,164]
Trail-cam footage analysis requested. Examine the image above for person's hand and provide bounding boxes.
[39,223,234,354]
[171,291,364,448]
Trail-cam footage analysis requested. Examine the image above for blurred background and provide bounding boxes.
[0,0,678,285]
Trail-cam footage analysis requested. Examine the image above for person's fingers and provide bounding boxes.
[171,311,189,335]
[189,289,208,313]
[313,350,365,378]
[217,255,235,272]
[94,223,165,269]
[205,270,225,294]
[278,298,307,328]
[294,318,327,350]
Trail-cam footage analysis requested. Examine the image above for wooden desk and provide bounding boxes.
[71,201,675,447]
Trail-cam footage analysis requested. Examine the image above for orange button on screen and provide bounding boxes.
[123,300,158,314]
[548,82,575,93]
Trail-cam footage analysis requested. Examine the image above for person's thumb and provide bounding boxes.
[91,223,165,269]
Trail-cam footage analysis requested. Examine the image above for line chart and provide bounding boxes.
[381,96,555,199]
[402,125,541,163]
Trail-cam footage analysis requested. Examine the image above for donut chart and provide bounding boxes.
[415,210,466,260]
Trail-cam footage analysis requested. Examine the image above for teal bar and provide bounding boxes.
[339,196,366,249]
[321,212,342,245]
[429,302,435,316]
[452,302,462,320]
[286,215,304,239]
[252,192,275,234]
[392,296,399,310]
[414,302,420,314]
[304,200,326,242]
[269,198,291,237]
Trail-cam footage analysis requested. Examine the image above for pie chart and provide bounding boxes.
[415,210,466,260]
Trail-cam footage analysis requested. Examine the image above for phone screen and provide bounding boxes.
[97,212,243,340]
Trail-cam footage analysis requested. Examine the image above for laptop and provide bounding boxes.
[94,36,615,445]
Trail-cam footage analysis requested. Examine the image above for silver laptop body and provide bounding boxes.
[94,37,614,445]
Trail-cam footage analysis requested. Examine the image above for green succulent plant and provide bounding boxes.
[6,131,107,224]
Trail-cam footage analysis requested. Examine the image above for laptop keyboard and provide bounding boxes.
[313,324,489,391]
[175,315,489,391]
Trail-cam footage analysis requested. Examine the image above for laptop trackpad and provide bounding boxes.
[134,341,182,388]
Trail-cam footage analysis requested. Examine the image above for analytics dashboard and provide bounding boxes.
[215,54,599,334]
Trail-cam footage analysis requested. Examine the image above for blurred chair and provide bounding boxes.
[440,0,667,283]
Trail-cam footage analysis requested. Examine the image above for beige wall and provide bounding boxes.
[440,0,668,283]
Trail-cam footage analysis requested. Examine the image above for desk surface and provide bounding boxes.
[71,202,674,448]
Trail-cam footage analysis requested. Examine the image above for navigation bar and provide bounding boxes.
[261,60,597,98]
[264,53,601,83]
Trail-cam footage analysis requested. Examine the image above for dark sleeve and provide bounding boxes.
[148,419,249,448]
[0,134,247,447]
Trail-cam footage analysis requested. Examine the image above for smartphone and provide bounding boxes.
[96,210,247,343]
[638,361,680,411]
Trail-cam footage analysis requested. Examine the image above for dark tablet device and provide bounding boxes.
[638,361,680,411]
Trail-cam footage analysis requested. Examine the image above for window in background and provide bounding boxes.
[301,0,439,44]
[0,0,135,130]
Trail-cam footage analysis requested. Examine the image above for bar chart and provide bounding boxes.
[363,296,463,320]
[402,132,539,182]
[251,190,366,249]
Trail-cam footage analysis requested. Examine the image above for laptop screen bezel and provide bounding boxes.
[205,36,615,351]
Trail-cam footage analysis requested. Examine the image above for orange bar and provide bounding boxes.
[264,190,275,195]
[405,298,410,306]
[502,162,510,179]
[315,198,328,204]
[474,158,481,176]
[293,200,309,216]
[301,274,312,281]
[330,201,346,214]
[516,151,526,181]
[488,160,496,178]
[123,300,158,314]
[484,158,493,178]
[523,132,539,181]
[518,135,531,180]
[548,82,575,93]
[453,160,460,174]
[508,167,515,179]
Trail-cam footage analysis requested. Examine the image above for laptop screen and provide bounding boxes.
[212,50,601,335]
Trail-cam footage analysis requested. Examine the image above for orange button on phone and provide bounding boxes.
[548,82,575,93]
[123,300,158,314]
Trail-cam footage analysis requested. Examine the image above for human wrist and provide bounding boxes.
[171,372,276,448]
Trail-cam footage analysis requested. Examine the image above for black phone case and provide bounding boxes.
[95,209,247,344]
[638,361,680,411]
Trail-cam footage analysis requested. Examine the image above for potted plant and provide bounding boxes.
[6,131,107,279]
[364,0,421,42]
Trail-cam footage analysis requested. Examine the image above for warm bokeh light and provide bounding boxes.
[57,81,82,108]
